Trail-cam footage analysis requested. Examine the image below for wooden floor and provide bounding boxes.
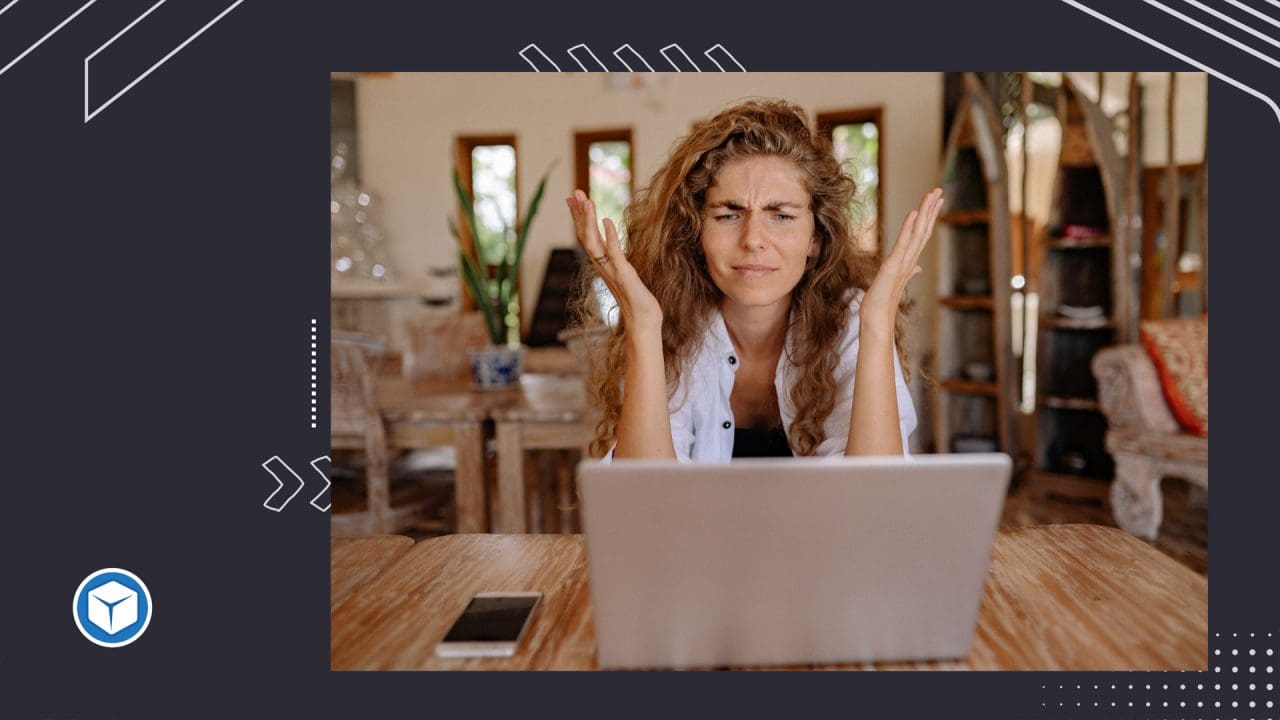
[333,455,1209,577]
[1003,472,1207,576]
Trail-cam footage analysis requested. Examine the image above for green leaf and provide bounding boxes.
[458,250,502,345]
[513,165,553,273]
[447,163,555,348]
[452,170,482,259]
[496,209,513,310]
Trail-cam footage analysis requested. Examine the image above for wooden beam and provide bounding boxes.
[1199,134,1209,313]
[1124,71,1141,341]
[1162,73,1180,318]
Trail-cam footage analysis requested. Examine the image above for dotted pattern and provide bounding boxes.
[310,318,317,429]
[1038,633,1276,718]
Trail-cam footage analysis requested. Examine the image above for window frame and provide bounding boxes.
[573,127,634,207]
[815,107,885,253]
[454,134,520,317]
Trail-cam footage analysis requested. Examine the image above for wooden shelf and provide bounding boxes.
[1032,76,1130,480]
[1040,315,1115,331]
[932,73,1015,461]
[1048,236,1111,250]
[939,379,999,396]
[940,295,994,310]
[939,208,990,225]
[1040,395,1101,412]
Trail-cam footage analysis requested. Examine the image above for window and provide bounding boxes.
[574,129,633,324]
[574,129,633,239]
[817,109,883,253]
[456,135,520,336]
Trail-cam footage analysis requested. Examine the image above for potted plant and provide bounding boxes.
[448,166,552,390]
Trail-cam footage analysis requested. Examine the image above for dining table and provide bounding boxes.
[330,524,1208,670]
[374,369,589,534]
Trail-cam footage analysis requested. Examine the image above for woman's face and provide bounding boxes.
[699,155,817,314]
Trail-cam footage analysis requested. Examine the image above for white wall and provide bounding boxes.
[355,71,945,358]
[1066,71,1208,167]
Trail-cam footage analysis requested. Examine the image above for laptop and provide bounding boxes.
[576,453,1011,669]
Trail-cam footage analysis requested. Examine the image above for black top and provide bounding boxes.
[732,425,793,458]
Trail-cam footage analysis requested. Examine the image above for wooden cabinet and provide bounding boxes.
[932,73,1018,458]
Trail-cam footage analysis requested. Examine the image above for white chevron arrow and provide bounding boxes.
[309,456,331,512]
[262,455,303,512]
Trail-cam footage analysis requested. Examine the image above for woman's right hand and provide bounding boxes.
[566,189,663,334]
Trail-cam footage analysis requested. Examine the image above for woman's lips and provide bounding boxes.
[732,265,777,278]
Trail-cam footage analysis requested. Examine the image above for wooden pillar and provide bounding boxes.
[1161,73,1180,318]
[1199,137,1209,313]
[1124,72,1142,343]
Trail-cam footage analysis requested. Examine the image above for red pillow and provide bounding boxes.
[1139,316,1208,436]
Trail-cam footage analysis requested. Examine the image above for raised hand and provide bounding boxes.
[859,187,944,335]
[566,189,663,333]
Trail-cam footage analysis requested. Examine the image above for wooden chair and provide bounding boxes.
[1092,344,1208,540]
[330,336,436,536]
[518,324,609,533]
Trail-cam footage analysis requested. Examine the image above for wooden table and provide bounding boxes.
[330,536,415,611]
[376,372,588,534]
[330,524,1208,670]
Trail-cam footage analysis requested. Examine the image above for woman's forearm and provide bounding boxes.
[613,325,678,459]
[845,319,904,456]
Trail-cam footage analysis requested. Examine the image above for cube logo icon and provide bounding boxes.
[87,581,138,634]
[73,568,152,648]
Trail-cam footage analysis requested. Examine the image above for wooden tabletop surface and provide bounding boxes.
[330,535,415,611]
[330,524,1207,671]
[375,373,584,424]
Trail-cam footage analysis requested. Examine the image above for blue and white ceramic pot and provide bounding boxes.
[467,344,527,390]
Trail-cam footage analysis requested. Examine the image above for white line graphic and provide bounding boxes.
[83,0,245,122]
[309,456,331,512]
[1058,0,1280,125]
[568,43,607,71]
[0,0,98,78]
[660,43,700,71]
[613,43,655,72]
[310,317,317,429]
[1227,0,1280,30]
[703,43,745,71]
[1178,0,1280,52]
[1147,0,1280,68]
[262,455,303,512]
[519,43,561,72]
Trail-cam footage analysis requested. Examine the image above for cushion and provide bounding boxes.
[1139,316,1208,436]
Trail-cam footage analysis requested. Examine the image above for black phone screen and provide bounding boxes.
[441,595,539,643]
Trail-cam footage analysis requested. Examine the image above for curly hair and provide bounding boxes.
[571,98,911,458]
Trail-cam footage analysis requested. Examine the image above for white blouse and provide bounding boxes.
[604,289,917,461]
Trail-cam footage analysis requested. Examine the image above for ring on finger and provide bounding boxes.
[594,255,609,265]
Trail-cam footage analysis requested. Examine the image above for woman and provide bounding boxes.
[567,99,941,460]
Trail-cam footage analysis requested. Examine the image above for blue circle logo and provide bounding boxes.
[72,568,153,648]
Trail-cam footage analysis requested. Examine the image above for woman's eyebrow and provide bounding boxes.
[705,200,805,211]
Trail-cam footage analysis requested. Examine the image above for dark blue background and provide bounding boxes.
[2,1,1270,717]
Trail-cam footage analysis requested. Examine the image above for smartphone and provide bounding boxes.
[434,592,542,658]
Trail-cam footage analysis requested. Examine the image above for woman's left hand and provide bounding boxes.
[859,187,943,336]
